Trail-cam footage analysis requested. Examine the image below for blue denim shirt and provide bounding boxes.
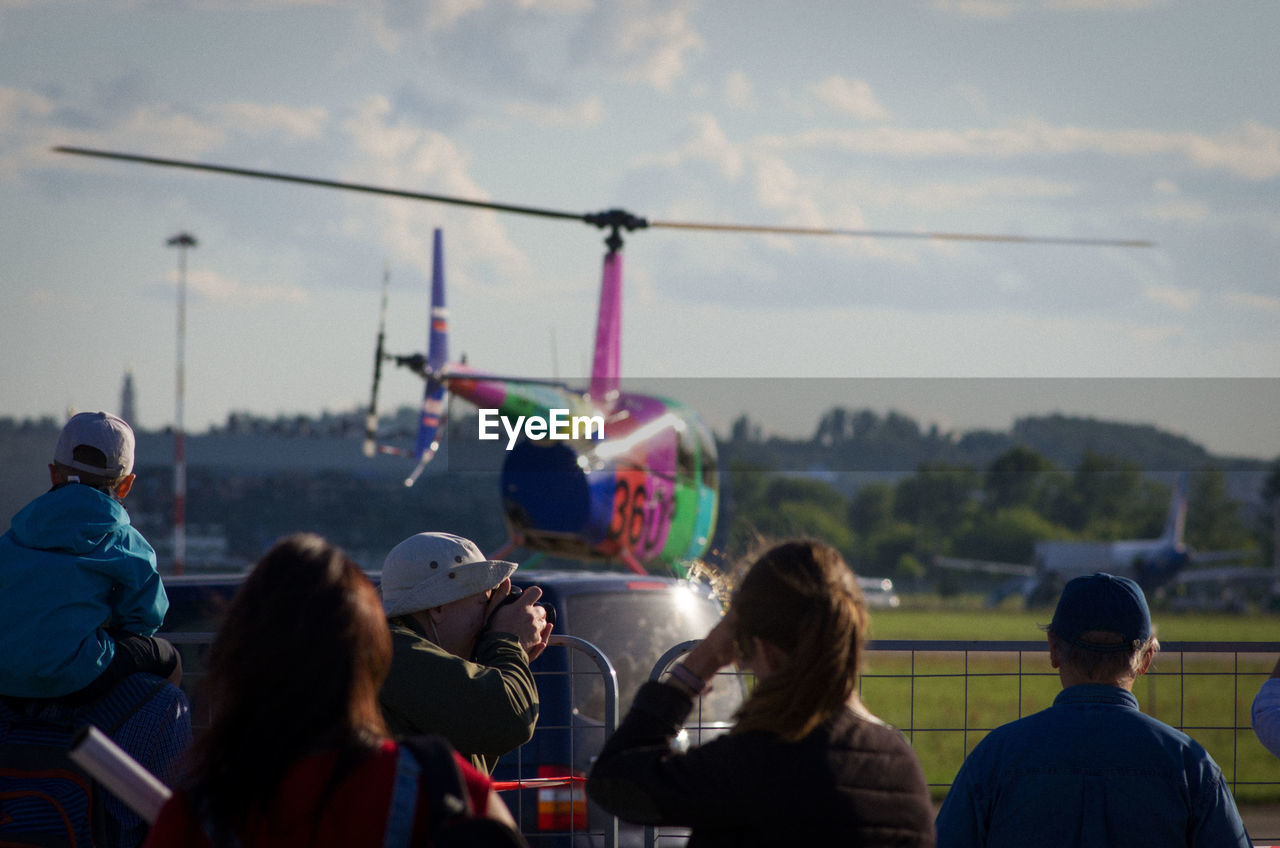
[935,684,1251,848]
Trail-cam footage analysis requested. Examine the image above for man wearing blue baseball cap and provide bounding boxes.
[936,573,1250,847]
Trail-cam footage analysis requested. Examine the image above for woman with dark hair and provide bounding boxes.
[587,539,934,847]
[144,533,521,847]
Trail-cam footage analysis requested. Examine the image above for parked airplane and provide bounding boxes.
[935,473,1259,602]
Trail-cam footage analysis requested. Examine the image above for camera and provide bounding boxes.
[486,584,556,631]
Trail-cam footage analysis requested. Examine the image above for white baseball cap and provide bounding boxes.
[381,532,517,617]
[54,411,135,478]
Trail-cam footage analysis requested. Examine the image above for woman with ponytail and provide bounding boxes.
[587,539,934,847]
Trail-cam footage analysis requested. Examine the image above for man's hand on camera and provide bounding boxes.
[488,584,553,661]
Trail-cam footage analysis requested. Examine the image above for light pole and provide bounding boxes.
[166,232,196,575]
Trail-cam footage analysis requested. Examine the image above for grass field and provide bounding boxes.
[853,603,1280,802]
[867,602,1280,642]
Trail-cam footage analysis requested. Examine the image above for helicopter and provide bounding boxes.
[364,226,718,576]
[52,145,1151,577]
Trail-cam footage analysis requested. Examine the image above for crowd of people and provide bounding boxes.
[0,411,1273,847]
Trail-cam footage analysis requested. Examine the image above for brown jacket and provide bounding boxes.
[588,680,935,847]
[378,615,538,774]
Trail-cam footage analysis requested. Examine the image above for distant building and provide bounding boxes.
[121,368,137,426]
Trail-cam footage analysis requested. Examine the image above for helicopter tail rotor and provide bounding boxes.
[364,266,391,458]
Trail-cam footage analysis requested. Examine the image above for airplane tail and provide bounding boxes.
[1162,471,1189,547]
[404,228,450,487]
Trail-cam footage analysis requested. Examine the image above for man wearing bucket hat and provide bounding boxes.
[378,531,552,773]
[936,572,1250,847]
[0,411,179,701]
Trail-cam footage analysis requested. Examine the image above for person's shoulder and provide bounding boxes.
[1130,706,1210,755]
[1258,676,1280,701]
[836,703,953,753]
[388,617,430,643]
[388,622,449,658]
[91,673,189,734]
[383,629,459,691]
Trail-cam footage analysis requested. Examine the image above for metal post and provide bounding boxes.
[166,232,196,575]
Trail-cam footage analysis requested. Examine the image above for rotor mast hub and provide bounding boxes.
[585,208,649,253]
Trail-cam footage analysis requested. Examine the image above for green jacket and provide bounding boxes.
[379,615,539,774]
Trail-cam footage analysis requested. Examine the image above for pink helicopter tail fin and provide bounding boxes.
[589,249,622,409]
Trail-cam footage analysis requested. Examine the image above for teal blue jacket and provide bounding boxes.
[0,484,167,698]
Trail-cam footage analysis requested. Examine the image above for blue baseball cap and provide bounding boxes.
[1049,573,1152,652]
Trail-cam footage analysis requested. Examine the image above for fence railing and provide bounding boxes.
[163,633,1280,846]
[859,640,1280,803]
[648,639,1280,847]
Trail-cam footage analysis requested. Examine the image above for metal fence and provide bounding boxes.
[164,634,1280,847]
[649,639,1280,848]
[859,640,1280,803]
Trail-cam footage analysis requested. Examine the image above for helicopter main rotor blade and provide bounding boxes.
[54,146,585,224]
[648,219,1153,248]
[53,145,1152,248]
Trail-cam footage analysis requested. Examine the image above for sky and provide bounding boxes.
[2,0,1278,459]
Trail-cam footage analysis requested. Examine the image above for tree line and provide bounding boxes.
[718,408,1278,589]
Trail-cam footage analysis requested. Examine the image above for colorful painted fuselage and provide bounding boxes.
[449,375,718,576]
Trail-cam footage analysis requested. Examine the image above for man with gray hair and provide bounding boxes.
[378,531,552,773]
[935,572,1250,847]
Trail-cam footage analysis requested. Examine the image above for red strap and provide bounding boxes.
[491,775,586,792]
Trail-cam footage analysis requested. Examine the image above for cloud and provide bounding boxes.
[19,288,60,307]
[1142,283,1198,311]
[0,86,56,181]
[933,0,1168,15]
[1125,323,1183,345]
[751,156,827,228]
[336,95,531,287]
[1182,121,1280,181]
[204,102,329,141]
[1224,291,1280,312]
[759,119,1280,181]
[953,83,991,118]
[725,70,756,111]
[574,0,703,91]
[0,85,53,125]
[808,76,889,122]
[56,104,227,162]
[1141,198,1209,224]
[632,113,745,181]
[930,0,1020,17]
[182,268,309,306]
[1043,0,1168,10]
[875,176,1077,211]
[501,95,604,128]
[363,0,485,49]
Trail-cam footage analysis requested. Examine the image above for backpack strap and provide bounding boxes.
[384,744,423,848]
[396,735,527,848]
[102,674,170,735]
[397,735,472,843]
[200,814,247,848]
